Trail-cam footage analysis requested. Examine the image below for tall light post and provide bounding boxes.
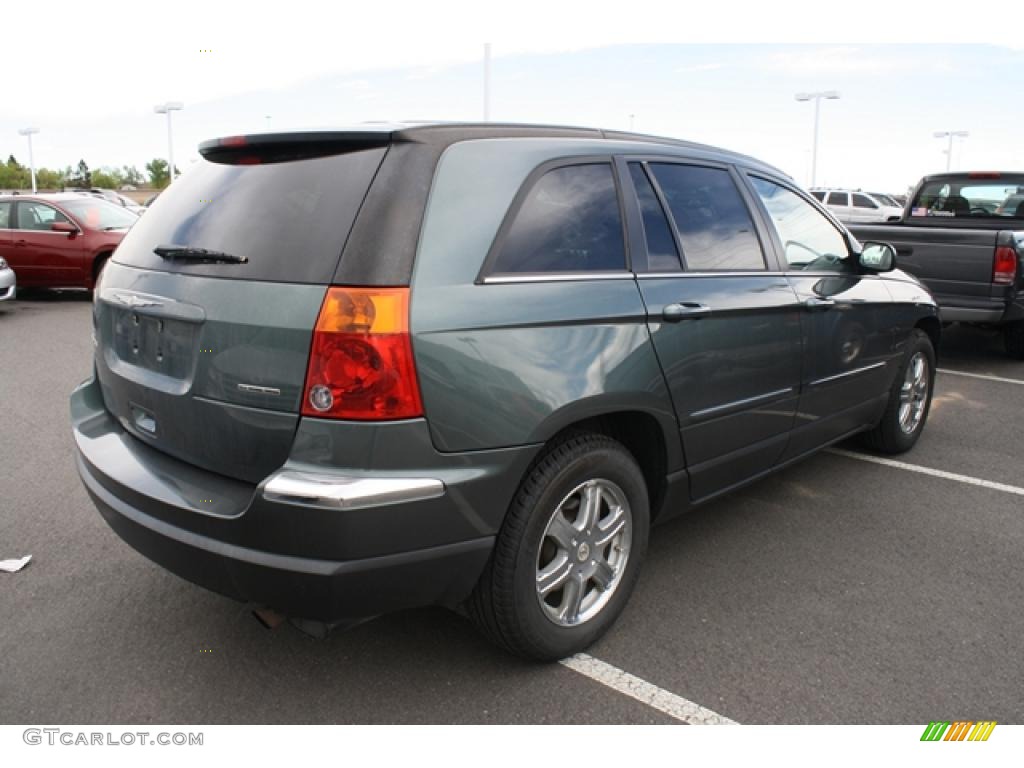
[18,127,39,193]
[795,90,840,188]
[934,130,969,171]
[154,102,184,184]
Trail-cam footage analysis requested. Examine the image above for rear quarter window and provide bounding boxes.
[112,148,387,284]
[488,163,626,274]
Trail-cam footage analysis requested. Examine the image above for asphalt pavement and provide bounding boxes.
[1,292,1021,724]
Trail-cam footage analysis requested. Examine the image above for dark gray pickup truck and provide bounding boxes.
[850,172,1024,358]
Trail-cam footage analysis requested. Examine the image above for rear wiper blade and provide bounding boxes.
[153,245,248,264]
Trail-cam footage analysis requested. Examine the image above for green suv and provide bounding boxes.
[71,123,940,660]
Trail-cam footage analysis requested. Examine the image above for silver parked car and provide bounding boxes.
[0,256,16,301]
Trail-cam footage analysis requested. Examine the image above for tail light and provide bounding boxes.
[993,246,1018,286]
[301,287,423,420]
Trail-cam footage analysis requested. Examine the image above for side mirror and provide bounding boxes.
[51,221,78,235]
[859,241,896,272]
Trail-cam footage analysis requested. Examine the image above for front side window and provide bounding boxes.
[852,193,878,209]
[0,201,11,228]
[751,177,850,272]
[628,163,681,271]
[16,201,70,231]
[648,163,765,271]
[61,198,137,231]
[491,163,626,274]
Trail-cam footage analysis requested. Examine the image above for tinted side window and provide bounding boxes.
[810,190,826,201]
[751,177,851,272]
[0,202,10,228]
[492,164,625,273]
[852,193,878,209]
[826,191,848,206]
[628,163,681,271]
[17,201,70,231]
[648,163,765,271]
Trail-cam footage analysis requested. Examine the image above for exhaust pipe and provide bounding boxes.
[251,607,286,630]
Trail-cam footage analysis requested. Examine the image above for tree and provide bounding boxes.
[7,155,20,169]
[92,167,124,189]
[146,158,171,189]
[67,159,92,188]
[36,168,64,190]
[121,165,144,187]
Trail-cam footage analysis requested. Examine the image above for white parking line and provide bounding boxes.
[827,448,1024,497]
[560,653,738,725]
[938,368,1024,386]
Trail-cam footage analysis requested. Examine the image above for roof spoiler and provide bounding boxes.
[198,131,393,165]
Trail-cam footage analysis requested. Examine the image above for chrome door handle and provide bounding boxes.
[662,302,712,322]
[803,297,835,310]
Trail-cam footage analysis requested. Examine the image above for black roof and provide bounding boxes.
[200,121,788,179]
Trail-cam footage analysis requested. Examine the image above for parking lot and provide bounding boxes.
[1,289,1021,725]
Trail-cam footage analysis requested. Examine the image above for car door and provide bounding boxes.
[851,192,882,223]
[826,190,850,223]
[745,175,898,459]
[622,158,803,502]
[12,200,82,286]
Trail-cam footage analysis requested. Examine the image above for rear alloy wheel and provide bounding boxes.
[468,433,649,661]
[861,329,935,454]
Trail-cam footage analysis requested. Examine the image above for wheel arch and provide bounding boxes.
[530,402,684,525]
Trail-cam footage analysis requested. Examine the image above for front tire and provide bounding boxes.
[861,329,935,454]
[468,432,649,661]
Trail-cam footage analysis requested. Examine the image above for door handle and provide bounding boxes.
[662,302,711,322]
[14,240,27,247]
[803,297,835,310]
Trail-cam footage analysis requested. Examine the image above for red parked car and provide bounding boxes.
[0,193,137,291]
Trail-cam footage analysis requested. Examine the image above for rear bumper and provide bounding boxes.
[79,451,492,621]
[71,376,537,622]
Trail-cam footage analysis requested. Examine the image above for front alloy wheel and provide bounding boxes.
[898,352,929,434]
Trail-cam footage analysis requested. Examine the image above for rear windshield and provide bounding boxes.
[910,179,1024,219]
[112,147,387,283]
[62,198,138,231]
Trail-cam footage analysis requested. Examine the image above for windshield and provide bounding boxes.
[62,198,139,230]
[910,179,1024,219]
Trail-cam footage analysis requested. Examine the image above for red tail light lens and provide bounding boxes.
[993,246,1018,286]
[301,287,423,420]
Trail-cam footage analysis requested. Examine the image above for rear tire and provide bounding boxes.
[1004,321,1024,360]
[861,329,935,454]
[467,432,649,661]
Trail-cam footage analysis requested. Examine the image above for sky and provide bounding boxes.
[1,2,1021,194]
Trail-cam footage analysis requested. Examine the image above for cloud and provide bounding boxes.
[764,45,953,75]
[676,63,724,73]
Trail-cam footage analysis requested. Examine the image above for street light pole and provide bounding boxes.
[795,90,840,188]
[933,130,969,171]
[18,127,39,193]
[154,102,184,184]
